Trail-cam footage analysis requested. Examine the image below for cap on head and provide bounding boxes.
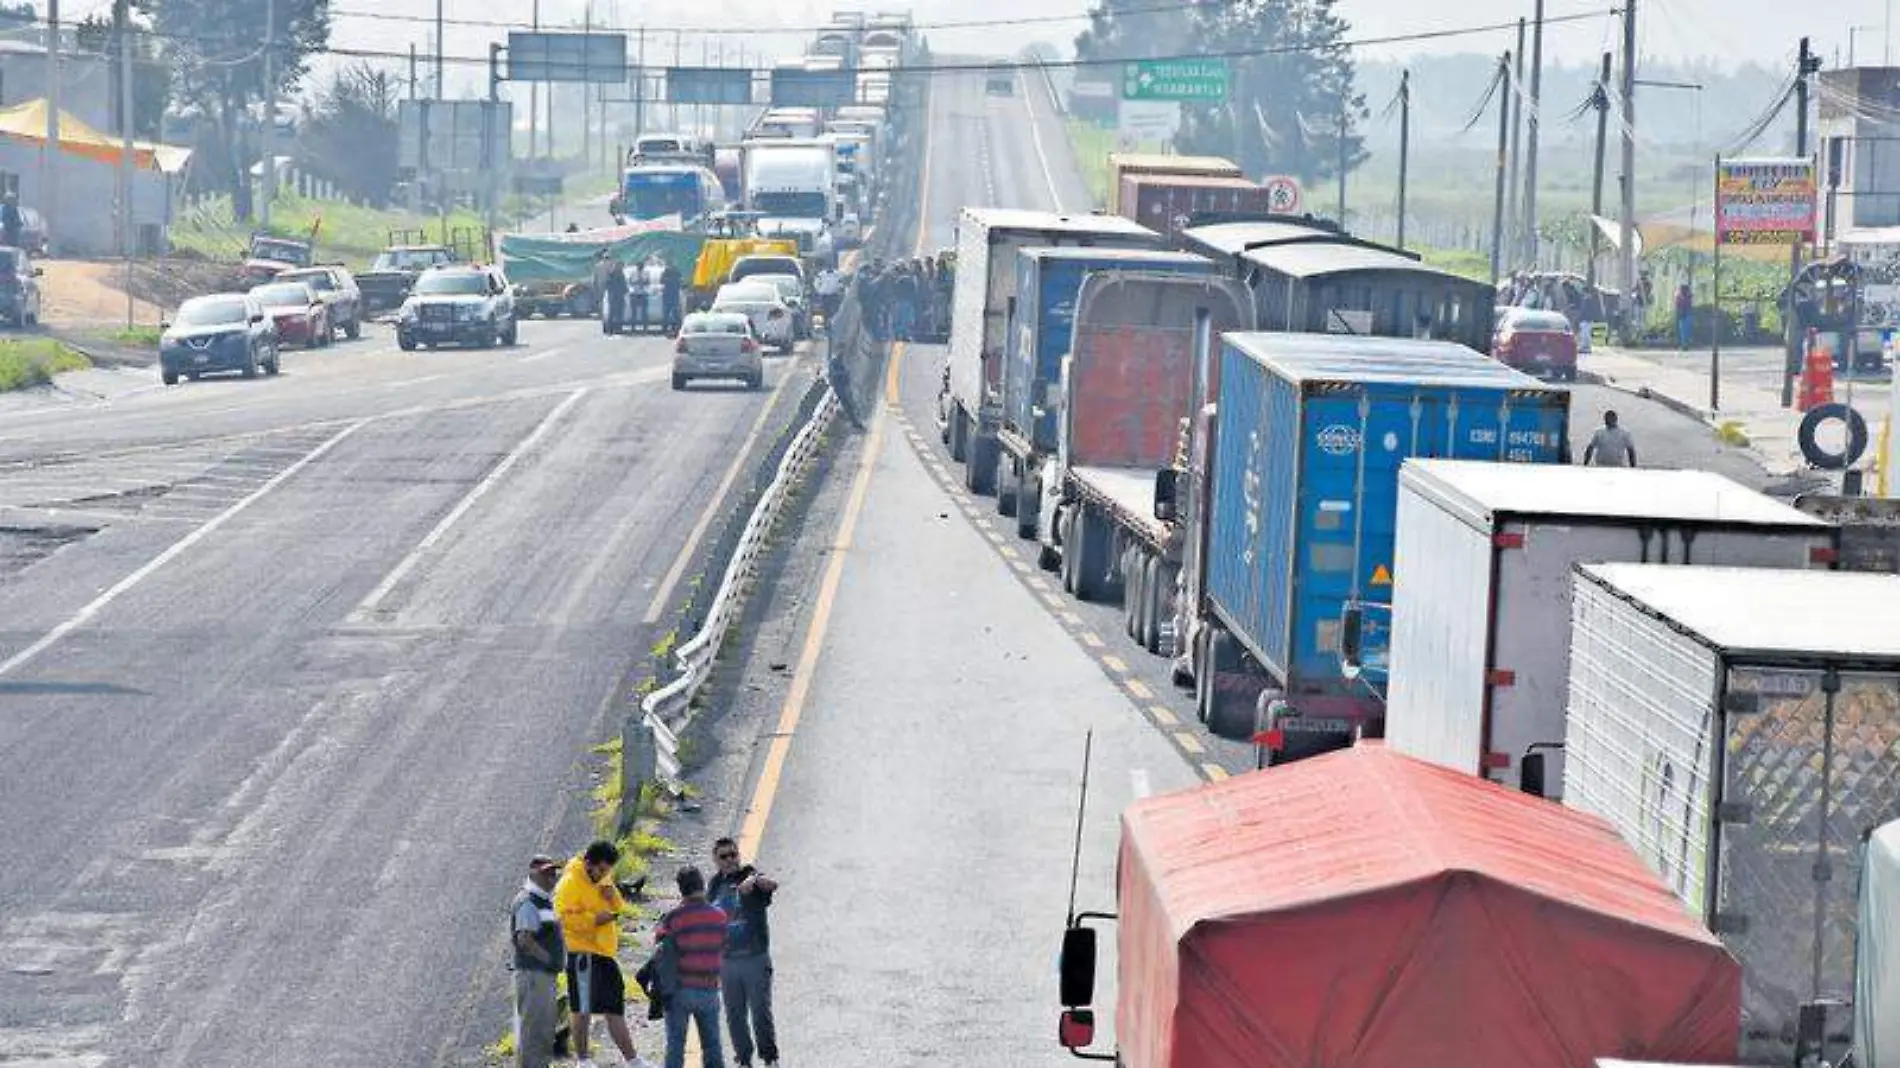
[529,854,561,874]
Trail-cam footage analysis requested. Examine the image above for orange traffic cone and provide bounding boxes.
[1799,329,1836,412]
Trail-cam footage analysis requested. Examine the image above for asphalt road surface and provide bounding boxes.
[690,61,1797,1068]
[0,304,819,1065]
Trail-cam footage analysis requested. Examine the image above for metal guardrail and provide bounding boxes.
[620,383,839,820]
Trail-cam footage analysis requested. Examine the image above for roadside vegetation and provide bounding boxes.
[171,193,490,268]
[1066,121,1165,209]
[110,325,164,348]
[0,338,91,390]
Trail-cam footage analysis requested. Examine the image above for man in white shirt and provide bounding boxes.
[1582,410,1637,467]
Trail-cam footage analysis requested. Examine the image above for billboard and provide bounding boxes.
[507,32,627,83]
[1716,157,1817,245]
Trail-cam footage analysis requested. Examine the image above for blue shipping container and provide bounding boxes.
[1204,332,1571,714]
[1004,248,1213,453]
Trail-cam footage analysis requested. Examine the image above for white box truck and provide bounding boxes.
[1385,461,1838,794]
[1564,563,1900,1065]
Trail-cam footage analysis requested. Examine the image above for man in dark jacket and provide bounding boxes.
[708,838,779,1068]
[510,855,567,1068]
[660,261,683,333]
[600,252,628,335]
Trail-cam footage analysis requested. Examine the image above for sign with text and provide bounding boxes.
[667,67,755,106]
[507,32,627,84]
[1122,59,1228,102]
[1716,157,1817,245]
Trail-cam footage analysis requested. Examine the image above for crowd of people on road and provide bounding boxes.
[853,254,953,343]
[508,836,780,1068]
[595,250,686,337]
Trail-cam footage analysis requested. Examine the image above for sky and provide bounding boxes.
[54,0,1885,100]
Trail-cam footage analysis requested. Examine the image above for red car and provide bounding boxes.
[249,280,331,348]
[1493,307,1577,380]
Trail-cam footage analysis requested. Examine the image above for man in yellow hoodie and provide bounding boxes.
[555,840,653,1068]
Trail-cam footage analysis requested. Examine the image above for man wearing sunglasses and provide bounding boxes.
[706,838,780,1068]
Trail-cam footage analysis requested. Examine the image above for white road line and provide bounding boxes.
[1019,69,1064,212]
[348,389,588,623]
[519,346,570,365]
[642,370,794,623]
[0,420,369,678]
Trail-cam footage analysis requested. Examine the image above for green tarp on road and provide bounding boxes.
[498,223,705,285]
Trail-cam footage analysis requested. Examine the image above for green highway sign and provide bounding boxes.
[1121,59,1228,102]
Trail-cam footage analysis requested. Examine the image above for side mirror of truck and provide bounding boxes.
[1058,925,1097,1007]
[1339,605,1365,680]
[1058,1008,1096,1050]
[1153,468,1179,523]
[1520,752,1547,798]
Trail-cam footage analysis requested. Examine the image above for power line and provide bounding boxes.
[325,0,1239,36]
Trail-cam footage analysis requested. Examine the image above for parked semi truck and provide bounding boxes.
[1563,563,1900,1065]
[992,248,1214,527]
[1056,744,1743,1068]
[1383,461,1838,794]
[1102,152,1242,215]
[940,209,1160,496]
[1185,334,1571,753]
[1115,174,1272,241]
[1033,270,1253,668]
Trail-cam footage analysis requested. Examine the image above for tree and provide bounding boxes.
[136,0,331,220]
[73,5,171,138]
[299,63,398,205]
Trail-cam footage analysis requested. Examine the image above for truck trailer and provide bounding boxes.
[1115,173,1272,241]
[1384,461,1838,794]
[1057,744,1743,1068]
[1189,334,1571,753]
[1102,152,1242,215]
[940,209,1159,496]
[993,248,1214,529]
[1563,563,1900,1065]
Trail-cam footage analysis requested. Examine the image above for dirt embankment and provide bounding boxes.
[39,257,242,330]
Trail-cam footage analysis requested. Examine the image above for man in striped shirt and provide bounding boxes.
[658,866,728,1068]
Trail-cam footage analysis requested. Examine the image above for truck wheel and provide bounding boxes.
[1059,510,1079,595]
[995,454,1017,516]
[965,431,998,496]
[1038,542,1062,572]
[1144,561,1175,657]
[1015,476,1040,540]
[1196,629,1250,733]
[1121,548,1142,639]
[1073,506,1110,602]
[1138,555,1162,652]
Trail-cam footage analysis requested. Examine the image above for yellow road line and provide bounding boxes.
[1202,763,1229,781]
[1175,732,1205,755]
[1100,655,1128,674]
[1149,704,1179,726]
[1079,633,1104,650]
[1125,679,1153,700]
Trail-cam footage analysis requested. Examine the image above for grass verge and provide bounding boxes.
[0,338,91,390]
[110,325,163,348]
[171,193,489,269]
[1064,120,1164,211]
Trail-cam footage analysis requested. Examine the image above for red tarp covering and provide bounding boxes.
[1116,744,1742,1068]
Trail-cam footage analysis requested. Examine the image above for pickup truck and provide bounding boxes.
[1057,744,1743,1068]
[357,244,459,313]
[239,233,314,286]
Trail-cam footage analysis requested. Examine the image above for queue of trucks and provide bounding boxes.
[921,153,1899,1064]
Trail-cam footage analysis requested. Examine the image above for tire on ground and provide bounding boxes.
[1797,402,1870,470]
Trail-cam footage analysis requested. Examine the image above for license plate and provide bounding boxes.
[1280,717,1352,734]
[192,354,209,364]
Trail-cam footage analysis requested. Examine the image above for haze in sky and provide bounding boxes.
[322,0,1882,98]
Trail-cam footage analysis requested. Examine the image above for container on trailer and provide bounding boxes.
[1004,247,1213,454]
[1201,333,1570,740]
[1116,174,1272,240]
[1564,563,1900,1064]
[1104,153,1241,215]
[1385,461,1838,793]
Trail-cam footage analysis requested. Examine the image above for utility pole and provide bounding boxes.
[1522,0,1546,270]
[635,26,647,139]
[1491,51,1512,285]
[1396,70,1411,250]
[409,44,418,99]
[1783,36,1822,407]
[261,0,275,229]
[1586,52,1612,292]
[674,30,683,134]
[529,0,540,159]
[117,0,133,327]
[581,5,592,169]
[1617,0,1638,341]
[435,0,445,99]
[1335,97,1348,224]
[42,0,58,254]
[1506,17,1525,265]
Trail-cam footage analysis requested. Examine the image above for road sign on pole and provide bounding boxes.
[1121,59,1228,102]
[1262,175,1303,215]
[667,67,755,106]
[507,31,628,83]
[770,68,855,107]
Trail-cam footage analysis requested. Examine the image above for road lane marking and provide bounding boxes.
[1058,610,1082,624]
[348,389,588,623]
[643,370,794,623]
[1101,655,1128,674]
[519,345,570,365]
[1019,69,1064,212]
[1125,679,1153,700]
[1175,732,1205,754]
[0,420,368,678]
[1149,705,1178,726]
[1079,632,1104,649]
[1202,763,1229,781]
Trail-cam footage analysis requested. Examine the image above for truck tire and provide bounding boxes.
[1122,548,1143,639]
[995,453,1017,517]
[965,431,999,496]
[1197,628,1255,740]
[1015,475,1040,540]
[1797,403,1870,470]
[1139,555,1164,654]
[1059,510,1080,595]
[1073,505,1111,602]
[949,407,970,463]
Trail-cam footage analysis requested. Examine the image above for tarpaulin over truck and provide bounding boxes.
[497,218,701,284]
[1115,744,1742,1068]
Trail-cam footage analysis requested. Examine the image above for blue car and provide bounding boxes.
[159,293,280,385]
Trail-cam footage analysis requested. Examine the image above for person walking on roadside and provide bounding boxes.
[600,253,628,336]
[1674,281,1694,350]
[1582,409,1637,468]
[510,855,567,1068]
[555,841,653,1068]
[707,840,779,1068]
[658,866,729,1068]
[661,260,684,334]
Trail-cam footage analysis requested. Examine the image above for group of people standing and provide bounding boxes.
[856,255,952,342]
[509,837,781,1068]
[596,251,685,336]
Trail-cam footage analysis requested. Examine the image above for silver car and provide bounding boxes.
[673,312,764,390]
[711,283,797,353]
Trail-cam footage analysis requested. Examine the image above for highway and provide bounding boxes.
[0,309,819,1065]
[691,58,1795,1068]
